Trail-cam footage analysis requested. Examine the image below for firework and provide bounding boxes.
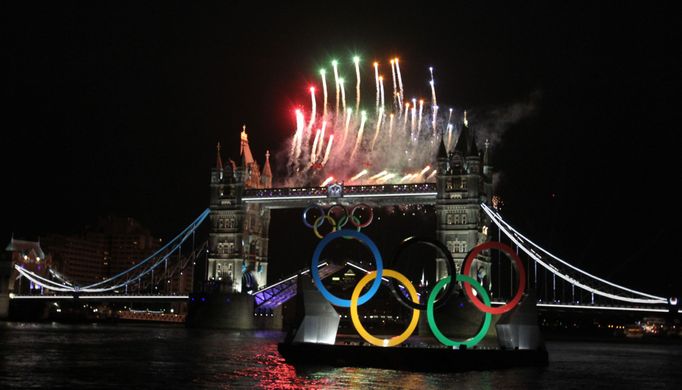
[284,55,464,186]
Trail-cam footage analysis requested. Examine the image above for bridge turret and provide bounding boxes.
[435,110,491,286]
[207,127,271,294]
[261,150,272,188]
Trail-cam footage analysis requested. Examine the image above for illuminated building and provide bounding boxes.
[207,126,272,292]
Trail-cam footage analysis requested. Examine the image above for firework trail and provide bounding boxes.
[390,59,398,110]
[321,69,328,118]
[379,76,385,111]
[307,87,317,132]
[410,100,416,139]
[373,62,380,112]
[322,134,334,165]
[429,67,437,106]
[353,56,361,112]
[417,99,424,138]
[292,109,305,160]
[395,57,404,111]
[371,107,384,151]
[388,113,394,142]
[351,110,367,158]
[332,60,340,115]
[350,169,368,181]
[310,129,321,162]
[339,78,347,113]
[432,105,439,135]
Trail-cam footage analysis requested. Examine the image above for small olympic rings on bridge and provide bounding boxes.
[303,203,372,238]
[311,229,384,307]
[350,269,420,347]
[389,236,457,311]
[462,241,526,315]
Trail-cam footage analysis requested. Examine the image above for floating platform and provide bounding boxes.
[278,341,549,372]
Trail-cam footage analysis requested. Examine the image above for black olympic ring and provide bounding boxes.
[389,236,457,311]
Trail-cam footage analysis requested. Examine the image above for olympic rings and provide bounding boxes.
[312,215,337,239]
[389,236,457,311]
[303,203,373,238]
[349,203,373,228]
[302,204,325,228]
[350,270,420,347]
[462,241,526,315]
[311,229,384,307]
[308,230,527,348]
[427,274,492,348]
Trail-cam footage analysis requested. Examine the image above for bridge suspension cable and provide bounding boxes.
[481,203,667,305]
[14,208,210,294]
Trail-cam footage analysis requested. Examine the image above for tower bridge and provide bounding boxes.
[3,122,678,324]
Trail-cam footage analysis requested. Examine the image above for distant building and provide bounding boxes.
[41,217,163,286]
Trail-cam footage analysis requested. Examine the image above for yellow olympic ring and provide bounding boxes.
[350,269,420,347]
[312,215,337,239]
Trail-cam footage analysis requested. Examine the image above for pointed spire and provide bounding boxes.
[216,142,223,171]
[263,150,272,177]
[239,124,255,165]
[454,110,478,157]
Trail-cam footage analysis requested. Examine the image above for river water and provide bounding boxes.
[1,322,680,389]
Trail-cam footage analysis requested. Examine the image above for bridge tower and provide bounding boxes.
[207,127,272,293]
[435,113,493,288]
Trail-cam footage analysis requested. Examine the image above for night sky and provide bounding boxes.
[4,3,679,297]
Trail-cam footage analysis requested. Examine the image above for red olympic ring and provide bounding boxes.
[462,241,526,315]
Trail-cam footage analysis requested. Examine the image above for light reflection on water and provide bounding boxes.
[1,322,680,389]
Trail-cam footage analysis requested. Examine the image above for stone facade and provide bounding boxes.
[435,116,494,289]
[207,127,272,293]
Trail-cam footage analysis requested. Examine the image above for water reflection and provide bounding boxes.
[1,323,680,389]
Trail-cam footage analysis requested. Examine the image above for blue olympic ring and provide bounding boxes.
[310,229,384,307]
[302,204,325,228]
